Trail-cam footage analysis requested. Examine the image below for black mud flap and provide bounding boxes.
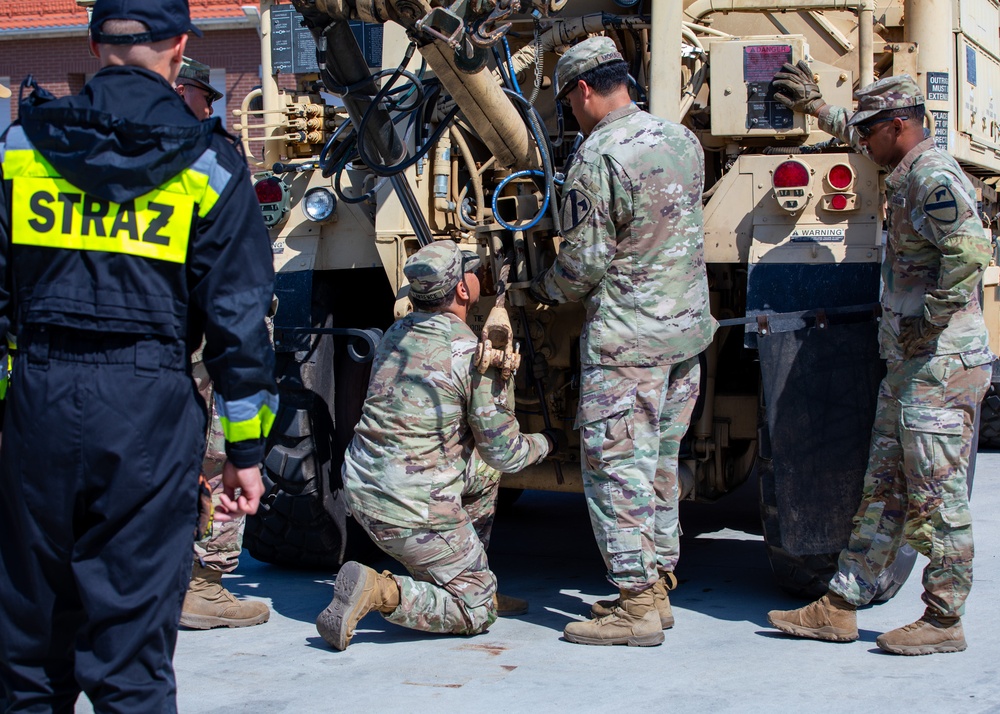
[758,320,885,556]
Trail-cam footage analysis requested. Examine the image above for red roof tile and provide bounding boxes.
[0,0,253,33]
[0,1,88,32]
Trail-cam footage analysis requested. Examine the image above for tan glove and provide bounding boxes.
[771,60,826,115]
[898,316,945,359]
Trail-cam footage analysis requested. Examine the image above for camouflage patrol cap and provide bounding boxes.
[403,241,482,301]
[178,57,223,103]
[553,36,625,101]
[846,74,924,127]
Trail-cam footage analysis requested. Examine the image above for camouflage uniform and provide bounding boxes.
[182,53,244,575]
[189,311,275,574]
[342,242,550,634]
[532,44,717,592]
[191,358,242,573]
[817,76,993,617]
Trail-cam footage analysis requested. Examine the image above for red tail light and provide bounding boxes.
[772,160,811,188]
[830,194,849,210]
[254,177,284,204]
[826,163,855,190]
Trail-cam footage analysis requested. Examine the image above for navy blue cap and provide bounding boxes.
[91,0,203,45]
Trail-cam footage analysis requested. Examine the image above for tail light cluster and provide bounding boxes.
[772,159,811,211]
[821,162,856,211]
[771,159,858,213]
[253,175,290,228]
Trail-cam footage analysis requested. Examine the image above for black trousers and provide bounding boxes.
[0,329,205,713]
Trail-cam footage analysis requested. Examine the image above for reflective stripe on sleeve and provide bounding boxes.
[214,390,279,443]
[0,354,10,400]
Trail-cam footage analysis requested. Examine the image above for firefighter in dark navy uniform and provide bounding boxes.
[0,0,277,710]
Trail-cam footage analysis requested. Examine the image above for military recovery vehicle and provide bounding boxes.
[237,0,1000,598]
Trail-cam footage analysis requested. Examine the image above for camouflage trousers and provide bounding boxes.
[191,360,244,574]
[578,357,700,592]
[829,352,991,617]
[353,453,500,635]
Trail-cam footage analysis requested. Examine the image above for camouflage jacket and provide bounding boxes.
[820,107,993,360]
[342,311,549,532]
[534,104,717,366]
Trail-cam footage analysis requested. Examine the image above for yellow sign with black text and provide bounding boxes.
[11,177,193,263]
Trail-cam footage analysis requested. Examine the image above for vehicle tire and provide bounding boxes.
[244,343,346,570]
[244,268,392,570]
[757,454,917,602]
[978,383,1000,450]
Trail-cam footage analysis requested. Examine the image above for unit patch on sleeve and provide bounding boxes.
[561,187,596,234]
[923,184,958,224]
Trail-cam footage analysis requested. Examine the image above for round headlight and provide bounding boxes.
[303,188,337,223]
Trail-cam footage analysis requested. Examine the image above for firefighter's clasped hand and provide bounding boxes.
[216,460,266,522]
[771,60,826,115]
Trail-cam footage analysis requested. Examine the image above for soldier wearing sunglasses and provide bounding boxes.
[766,65,992,656]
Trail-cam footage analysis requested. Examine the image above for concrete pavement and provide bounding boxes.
[78,452,1000,713]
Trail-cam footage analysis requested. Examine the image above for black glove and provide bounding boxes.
[898,316,944,359]
[528,276,559,307]
[771,60,825,115]
[541,427,566,457]
[531,351,549,381]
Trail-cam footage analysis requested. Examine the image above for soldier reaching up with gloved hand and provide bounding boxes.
[765,65,993,656]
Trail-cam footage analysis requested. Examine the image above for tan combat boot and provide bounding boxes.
[564,586,664,647]
[876,611,967,655]
[591,571,677,629]
[180,563,270,629]
[316,561,400,651]
[494,592,529,617]
[767,592,858,642]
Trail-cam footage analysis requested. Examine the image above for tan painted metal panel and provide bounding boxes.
[959,0,1000,58]
[957,36,1000,153]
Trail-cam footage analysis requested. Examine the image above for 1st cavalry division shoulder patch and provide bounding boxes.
[562,187,595,233]
[923,185,958,224]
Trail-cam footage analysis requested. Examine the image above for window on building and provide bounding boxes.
[210,69,227,129]
[0,78,11,135]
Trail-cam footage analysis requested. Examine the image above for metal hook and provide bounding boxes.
[470,0,516,48]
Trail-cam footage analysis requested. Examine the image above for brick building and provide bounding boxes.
[0,0,265,133]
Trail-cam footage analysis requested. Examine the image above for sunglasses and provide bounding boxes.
[558,82,579,108]
[855,115,897,138]
[179,82,214,103]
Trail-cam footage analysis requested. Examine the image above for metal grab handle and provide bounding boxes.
[274,327,384,363]
[237,87,265,166]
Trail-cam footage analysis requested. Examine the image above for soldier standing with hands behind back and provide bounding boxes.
[530,37,717,647]
[766,65,993,655]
